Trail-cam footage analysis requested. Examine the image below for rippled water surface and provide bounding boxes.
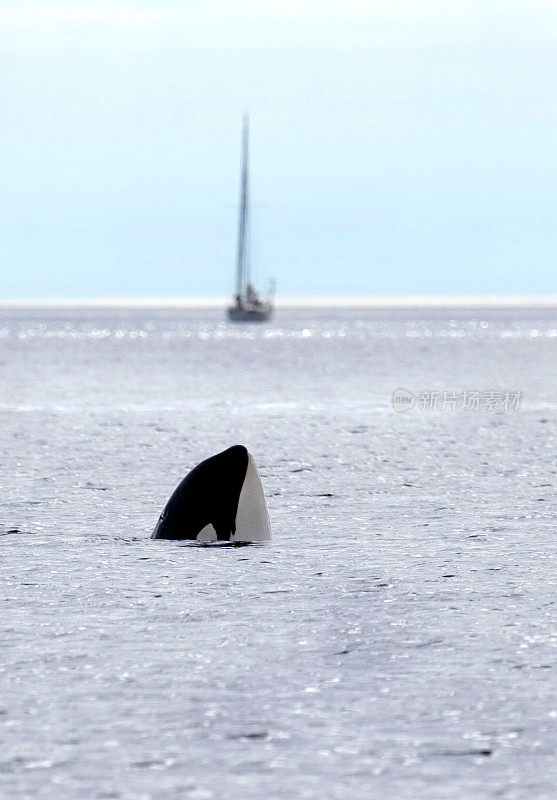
[1,306,555,799]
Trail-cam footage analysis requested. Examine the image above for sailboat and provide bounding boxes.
[228,115,274,322]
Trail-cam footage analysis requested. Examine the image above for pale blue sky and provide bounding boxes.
[1,1,556,299]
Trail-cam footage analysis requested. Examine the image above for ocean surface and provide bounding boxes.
[1,306,555,800]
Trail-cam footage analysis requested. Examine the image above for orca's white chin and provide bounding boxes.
[232,453,272,542]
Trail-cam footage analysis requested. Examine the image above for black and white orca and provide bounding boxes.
[151,445,271,543]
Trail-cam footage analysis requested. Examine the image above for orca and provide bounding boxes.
[151,445,271,543]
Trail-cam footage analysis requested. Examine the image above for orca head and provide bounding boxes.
[152,444,271,543]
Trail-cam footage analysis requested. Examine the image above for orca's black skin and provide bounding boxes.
[151,445,249,541]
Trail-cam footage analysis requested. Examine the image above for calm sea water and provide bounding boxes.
[1,306,555,800]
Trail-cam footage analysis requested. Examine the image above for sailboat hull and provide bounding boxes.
[227,303,273,322]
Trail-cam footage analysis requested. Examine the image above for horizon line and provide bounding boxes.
[0,294,557,309]
[1,294,556,309]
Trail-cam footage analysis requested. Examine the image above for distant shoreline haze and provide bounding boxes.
[1,295,556,309]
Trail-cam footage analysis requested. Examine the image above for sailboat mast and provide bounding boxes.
[227,114,273,321]
[236,114,249,297]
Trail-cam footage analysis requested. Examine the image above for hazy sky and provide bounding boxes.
[2,0,556,298]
